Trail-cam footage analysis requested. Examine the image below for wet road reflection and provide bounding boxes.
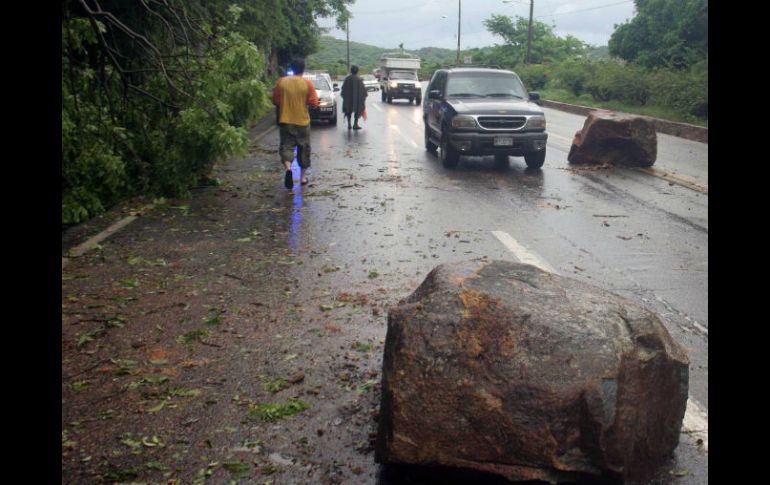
[276,85,708,484]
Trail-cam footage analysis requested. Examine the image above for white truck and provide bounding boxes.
[379,55,422,105]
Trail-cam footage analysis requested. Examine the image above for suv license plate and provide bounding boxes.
[494,137,513,146]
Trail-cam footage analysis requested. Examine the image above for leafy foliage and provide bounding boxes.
[62,1,352,225]
[648,60,708,119]
[515,64,549,91]
[483,15,590,65]
[585,61,652,106]
[552,59,597,97]
[609,0,708,69]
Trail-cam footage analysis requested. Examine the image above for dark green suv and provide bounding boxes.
[423,66,548,169]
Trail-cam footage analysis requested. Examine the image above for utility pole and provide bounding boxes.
[346,18,350,72]
[456,0,461,64]
[526,0,533,65]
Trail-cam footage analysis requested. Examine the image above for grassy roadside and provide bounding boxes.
[539,88,708,128]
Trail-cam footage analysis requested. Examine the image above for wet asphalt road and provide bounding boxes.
[267,84,707,484]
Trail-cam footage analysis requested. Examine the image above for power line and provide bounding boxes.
[348,0,441,16]
[535,0,633,19]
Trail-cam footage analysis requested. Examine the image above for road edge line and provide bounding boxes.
[636,167,708,195]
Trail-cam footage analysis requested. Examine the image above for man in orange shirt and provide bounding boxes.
[272,58,319,189]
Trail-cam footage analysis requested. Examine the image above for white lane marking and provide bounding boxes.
[370,103,383,112]
[693,321,708,336]
[546,132,574,144]
[683,398,708,453]
[491,230,558,274]
[491,229,708,454]
[390,124,419,148]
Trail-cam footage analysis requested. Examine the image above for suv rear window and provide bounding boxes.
[445,71,527,99]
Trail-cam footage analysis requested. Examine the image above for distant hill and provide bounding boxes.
[306,36,458,76]
[306,35,610,76]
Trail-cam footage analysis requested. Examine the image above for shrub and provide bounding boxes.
[649,63,708,119]
[515,63,550,91]
[553,59,595,97]
[586,61,651,106]
[62,15,271,225]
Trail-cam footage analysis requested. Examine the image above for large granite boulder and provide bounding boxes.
[376,260,689,484]
[568,110,657,167]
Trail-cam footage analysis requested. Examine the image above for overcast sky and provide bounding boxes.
[317,0,637,50]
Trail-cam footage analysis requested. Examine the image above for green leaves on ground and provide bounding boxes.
[352,341,374,352]
[128,256,167,267]
[248,397,309,422]
[223,461,251,476]
[178,329,210,344]
[203,310,223,326]
[320,302,346,311]
[305,189,337,197]
[262,377,288,394]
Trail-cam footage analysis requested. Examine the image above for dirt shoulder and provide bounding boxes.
[61,117,390,484]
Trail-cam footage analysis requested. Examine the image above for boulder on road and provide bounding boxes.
[568,110,657,167]
[376,260,689,484]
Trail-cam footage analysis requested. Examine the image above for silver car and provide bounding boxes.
[362,74,379,92]
[303,74,338,125]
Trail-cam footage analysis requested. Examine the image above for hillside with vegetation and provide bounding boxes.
[310,0,706,128]
[306,36,458,77]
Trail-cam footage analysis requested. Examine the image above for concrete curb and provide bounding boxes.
[62,110,279,269]
[541,100,708,144]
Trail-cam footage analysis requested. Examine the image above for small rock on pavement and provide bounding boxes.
[268,452,294,466]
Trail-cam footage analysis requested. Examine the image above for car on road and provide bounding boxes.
[303,73,338,125]
[423,66,548,169]
[306,70,337,92]
[362,74,379,91]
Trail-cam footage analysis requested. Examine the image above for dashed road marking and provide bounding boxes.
[389,124,418,148]
[491,230,558,274]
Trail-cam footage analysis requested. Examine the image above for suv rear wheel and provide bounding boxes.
[524,149,546,169]
[440,132,459,168]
